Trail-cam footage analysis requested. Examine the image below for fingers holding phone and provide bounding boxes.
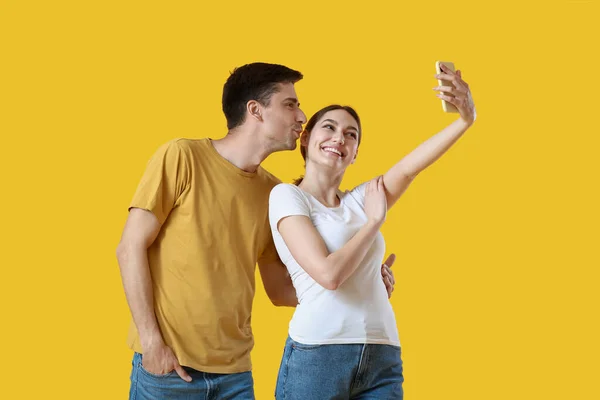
[434,61,476,124]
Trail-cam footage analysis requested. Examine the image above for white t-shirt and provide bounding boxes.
[269,183,400,346]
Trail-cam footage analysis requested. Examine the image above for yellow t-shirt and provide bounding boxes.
[126,138,280,373]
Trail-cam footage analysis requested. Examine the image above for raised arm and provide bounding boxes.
[383,65,476,210]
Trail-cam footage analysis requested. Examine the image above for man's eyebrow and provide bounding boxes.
[283,97,299,105]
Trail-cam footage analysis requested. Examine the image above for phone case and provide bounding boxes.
[436,61,459,113]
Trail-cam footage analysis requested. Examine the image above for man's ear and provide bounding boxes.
[247,100,262,121]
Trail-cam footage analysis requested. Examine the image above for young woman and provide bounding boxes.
[269,65,476,399]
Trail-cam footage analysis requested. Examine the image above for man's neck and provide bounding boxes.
[211,129,270,173]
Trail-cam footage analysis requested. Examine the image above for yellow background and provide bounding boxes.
[1,0,598,399]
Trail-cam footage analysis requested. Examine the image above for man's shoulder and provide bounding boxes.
[168,137,208,152]
[152,137,204,153]
[149,138,212,164]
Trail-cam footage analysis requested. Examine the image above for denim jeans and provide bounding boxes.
[129,352,254,400]
[276,336,403,399]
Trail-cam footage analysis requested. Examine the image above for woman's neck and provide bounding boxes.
[299,163,345,207]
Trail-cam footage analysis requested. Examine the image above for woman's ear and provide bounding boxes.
[300,130,309,147]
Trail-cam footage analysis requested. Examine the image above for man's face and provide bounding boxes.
[261,82,307,151]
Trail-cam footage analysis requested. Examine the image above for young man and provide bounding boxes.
[117,63,396,399]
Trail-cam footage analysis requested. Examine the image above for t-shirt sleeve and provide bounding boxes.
[129,140,190,224]
[268,184,311,233]
[348,181,370,207]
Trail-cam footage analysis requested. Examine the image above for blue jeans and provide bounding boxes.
[276,336,403,400]
[129,352,255,400]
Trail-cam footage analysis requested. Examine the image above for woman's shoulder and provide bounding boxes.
[270,183,307,202]
[271,182,302,194]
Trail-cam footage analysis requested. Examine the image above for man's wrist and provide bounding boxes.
[140,329,164,351]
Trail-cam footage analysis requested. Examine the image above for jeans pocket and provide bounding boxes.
[138,361,175,379]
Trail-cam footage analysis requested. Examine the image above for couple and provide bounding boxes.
[117,62,476,399]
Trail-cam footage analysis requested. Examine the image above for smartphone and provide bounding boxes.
[435,61,459,113]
